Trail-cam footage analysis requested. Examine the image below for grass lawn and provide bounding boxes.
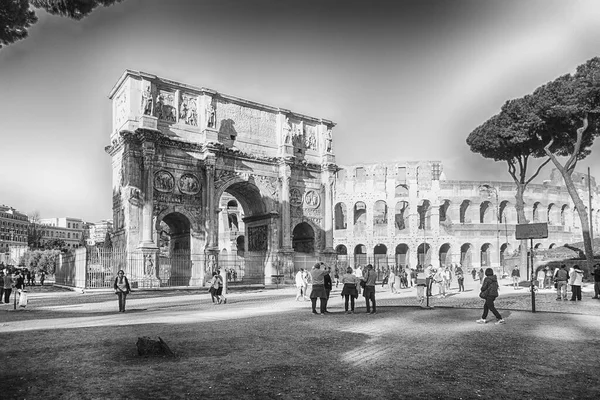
[2,293,600,400]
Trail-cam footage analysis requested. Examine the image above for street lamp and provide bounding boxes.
[479,184,500,274]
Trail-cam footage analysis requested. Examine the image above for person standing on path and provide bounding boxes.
[3,269,14,304]
[569,265,584,301]
[415,265,426,304]
[323,265,332,313]
[362,264,377,314]
[388,268,396,294]
[591,263,600,299]
[309,263,327,315]
[477,268,485,285]
[476,268,505,325]
[113,270,131,312]
[295,268,307,301]
[554,264,570,301]
[511,265,520,289]
[536,268,546,291]
[340,267,360,313]
[456,264,465,292]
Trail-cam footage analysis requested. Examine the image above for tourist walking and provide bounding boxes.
[477,268,485,284]
[302,268,311,298]
[39,271,46,286]
[208,271,223,304]
[456,264,465,292]
[295,268,307,301]
[395,267,403,291]
[511,265,520,289]
[362,264,377,314]
[591,263,600,299]
[476,268,505,324]
[309,263,327,315]
[554,264,569,301]
[569,265,584,301]
[536,268,546,290]
[340,267,360,313]
[433,268,445,297]
[113,270,131,312]
[388,268,396,293]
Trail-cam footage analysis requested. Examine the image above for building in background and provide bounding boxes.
[0,205,29,264]
[86,219,114,246]
[38,217,85,249]
[333,162,599,273]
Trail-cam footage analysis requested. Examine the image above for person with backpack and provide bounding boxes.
[476,268,505,325]
[113,270,131,313]
[554,264,569,301]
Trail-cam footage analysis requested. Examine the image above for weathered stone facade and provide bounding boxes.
[107,70,336,285]
[333,161,600,271]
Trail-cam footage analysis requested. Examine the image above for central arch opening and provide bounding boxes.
[217,179,269,284]
[157,212,191,286]
[292,222,314,253]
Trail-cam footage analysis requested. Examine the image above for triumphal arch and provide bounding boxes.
[106,70,337,286]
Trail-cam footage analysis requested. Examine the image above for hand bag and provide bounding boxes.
[18,290,28,307]
[479,288,488,299]
[360,280,366,288]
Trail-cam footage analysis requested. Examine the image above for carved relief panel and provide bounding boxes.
[155,91,176,122]
[115,89,128,127]
[179,94,198,127]
[247,225,268,251]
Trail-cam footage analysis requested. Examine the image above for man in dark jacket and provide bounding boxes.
[591,263,600,299]
[554,264,569,301]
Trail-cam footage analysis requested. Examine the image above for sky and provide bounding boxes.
[1,0,600,223]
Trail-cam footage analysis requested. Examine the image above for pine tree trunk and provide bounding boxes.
[562,173,594,273]
[515,183,530,280]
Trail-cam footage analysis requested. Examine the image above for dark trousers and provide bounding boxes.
[117,292,127,311]
[311,298,326,313]
[364,287,376,312]
[3,288,12,304]
[594,282,600,298]
[458,278,465,292]
[571,285,582,301]
[344,295,355,311]
[482,297,502,320]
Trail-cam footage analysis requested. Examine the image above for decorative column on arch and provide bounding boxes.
[204,154,220,280]
[278,161,294,277]
[139,140,160,288]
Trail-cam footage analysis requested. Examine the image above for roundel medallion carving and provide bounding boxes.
[179,173,201,195]
[154,170,175,193]
[304,190,320,208]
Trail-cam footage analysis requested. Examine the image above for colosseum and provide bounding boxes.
[332,161,599,275]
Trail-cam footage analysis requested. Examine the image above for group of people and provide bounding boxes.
[0,267,37,306]
[510,263,600,302]
[295,262,378,315]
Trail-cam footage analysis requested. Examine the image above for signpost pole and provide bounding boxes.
[530,238,536,313]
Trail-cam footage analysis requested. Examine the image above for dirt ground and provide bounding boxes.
[1,287,600,400]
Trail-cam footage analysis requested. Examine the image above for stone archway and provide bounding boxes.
[107,70,337,287]
[292,222,315,253]
[154,212,193,286]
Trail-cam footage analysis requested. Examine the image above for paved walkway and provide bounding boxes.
[1,277,598,333]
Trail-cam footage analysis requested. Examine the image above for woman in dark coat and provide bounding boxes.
[476,268,505,324]
[114,270,131,312]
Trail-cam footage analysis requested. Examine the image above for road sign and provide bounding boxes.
[515,223,548,240]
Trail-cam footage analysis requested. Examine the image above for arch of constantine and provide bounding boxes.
[107,70,599,287]
[107,70,336,287]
